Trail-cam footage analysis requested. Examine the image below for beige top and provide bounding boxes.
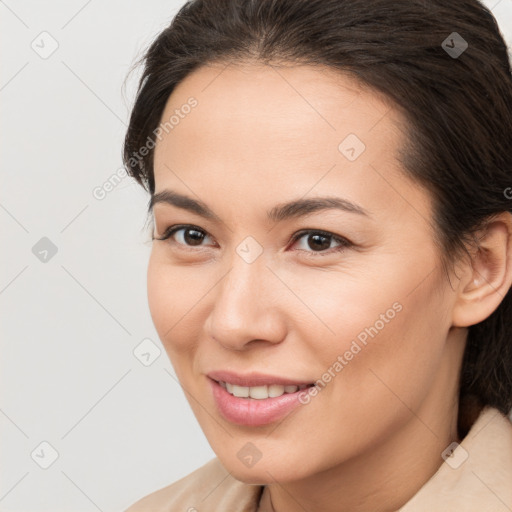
[125,406,512,511]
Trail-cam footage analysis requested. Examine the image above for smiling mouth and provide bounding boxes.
[216,380,314,400]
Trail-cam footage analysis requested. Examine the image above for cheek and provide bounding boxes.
[147,252,171,337]
[146,249,204,353]
[277,265,404,357]
[293,259,451,403]
[324,276,451,421]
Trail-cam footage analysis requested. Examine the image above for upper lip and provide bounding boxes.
[207,370,314,387]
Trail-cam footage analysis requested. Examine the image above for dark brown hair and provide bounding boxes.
[123,0,512,437]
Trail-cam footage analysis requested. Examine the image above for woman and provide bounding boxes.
[123,0,512,510]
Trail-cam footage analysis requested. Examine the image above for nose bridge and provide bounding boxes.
[206,245,284,348]
[217,248,269,321]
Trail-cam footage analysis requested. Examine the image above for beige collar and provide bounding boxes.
[397,405,512,511]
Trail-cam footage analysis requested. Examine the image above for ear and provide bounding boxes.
[452,212,512,327]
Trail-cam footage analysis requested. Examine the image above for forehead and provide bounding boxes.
[156,59,403,156]
[162,63,402,136]
[154,61,404,171]
[151,62,429,228]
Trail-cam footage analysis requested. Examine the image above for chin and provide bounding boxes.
[220,455,310,485]
[230,470,271,485]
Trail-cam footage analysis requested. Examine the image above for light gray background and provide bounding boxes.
[1,1,512,511]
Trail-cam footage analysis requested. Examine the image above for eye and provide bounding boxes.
[289,229,352,256]
[154,224,352,256]
[154,224,215,248]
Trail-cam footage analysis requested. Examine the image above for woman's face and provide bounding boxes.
[148,62,464,483]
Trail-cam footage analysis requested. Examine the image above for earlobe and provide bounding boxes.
[452,212,512,328]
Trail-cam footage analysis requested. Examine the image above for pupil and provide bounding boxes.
[308,234,330,251]
[185,229,204,246]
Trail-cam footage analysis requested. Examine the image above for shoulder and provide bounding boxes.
[124,457,264,512]
[400,406,512,511]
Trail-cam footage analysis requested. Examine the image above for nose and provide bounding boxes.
[203,251,287,351]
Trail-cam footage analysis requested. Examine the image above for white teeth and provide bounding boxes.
[232,384,249,398]
[249,385,268,399]
[268,384,285,397]
[220,381,308,399]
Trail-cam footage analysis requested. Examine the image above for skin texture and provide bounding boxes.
[147,62,512,512]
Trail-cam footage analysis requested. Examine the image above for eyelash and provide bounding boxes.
[153,224,352,257]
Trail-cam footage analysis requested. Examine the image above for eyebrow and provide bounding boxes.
[148,189,370,222]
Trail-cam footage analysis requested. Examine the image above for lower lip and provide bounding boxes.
[209,378,308,426]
